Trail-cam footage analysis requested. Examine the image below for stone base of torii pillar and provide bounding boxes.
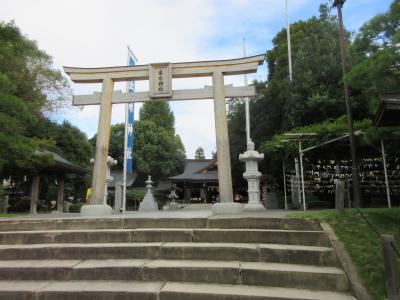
[81,156,116,216]
[239,141,265,212]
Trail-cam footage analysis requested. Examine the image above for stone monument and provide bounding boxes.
[239,141,265,211]
[139,175,159,211]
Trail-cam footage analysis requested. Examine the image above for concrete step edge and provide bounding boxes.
[0,259,343,274]
[0,280,357,300]
[0,242,333,251]
[0,228,326,234]
[0,217,322,231]
[161,282,357,300]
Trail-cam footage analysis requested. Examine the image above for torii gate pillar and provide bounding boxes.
[211,71,242,214]
[81,78,114,216]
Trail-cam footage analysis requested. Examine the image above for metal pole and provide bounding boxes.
[285,0,293,82]
[335,1,362,207]
[299,140,306,211]
[283,156,288,210]
[295,157,301,207]
[381,139,392,208]
[381,235,400,300]
[243,37,251,144]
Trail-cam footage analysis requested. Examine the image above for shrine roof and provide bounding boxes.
[373,93,400,127]
[169,159,218,182]
[40,149,87,174]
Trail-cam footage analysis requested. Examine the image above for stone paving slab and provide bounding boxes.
[0,260,81,268]
[37,280,162,300]
[73,259,148,269]
[0,280,357,300]
[160,282,357,300]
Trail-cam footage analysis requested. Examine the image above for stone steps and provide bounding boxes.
[0,259,348,291]
[0,217,321,231]
[0,217,357,299]
[0,242,338,265]
[0,280,357,300]
[0,228,329,246]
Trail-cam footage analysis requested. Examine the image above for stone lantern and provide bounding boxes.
[168,184,179,210]
[139,175,159,211]
[105,156,117,204]
[239,141,265,211]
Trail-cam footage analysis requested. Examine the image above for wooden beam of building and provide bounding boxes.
[73,85,256,106]
[64,54,265,83]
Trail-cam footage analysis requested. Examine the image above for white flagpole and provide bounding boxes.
[285,0,293,82]
[122,46,130,213]
[243,37,251,145]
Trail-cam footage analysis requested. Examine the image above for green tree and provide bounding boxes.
[139,101,175,130]
[194,147,205,159]
[134,102,185,179]
[346,0,400,111]
[0,75,52,173]
[54,121,93,167]
[0,21,71,115]
[0,21,77,174]
[90,123,124,169]
[269,4,353,129]
[0,21,93,207]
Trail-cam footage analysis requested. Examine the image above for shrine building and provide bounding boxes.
[169,158,219,203]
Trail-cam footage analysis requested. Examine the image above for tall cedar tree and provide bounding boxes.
[134,102,185,179]
[194,147,206,160]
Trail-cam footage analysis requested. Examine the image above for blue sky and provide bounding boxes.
[0,0,394,159]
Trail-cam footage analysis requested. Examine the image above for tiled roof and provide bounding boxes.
[169,159,218,182]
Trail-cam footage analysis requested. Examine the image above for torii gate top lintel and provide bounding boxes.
[63,54,265,83]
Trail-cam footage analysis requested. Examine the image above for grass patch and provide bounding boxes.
[0,213,25,218]
[288,208,400,300]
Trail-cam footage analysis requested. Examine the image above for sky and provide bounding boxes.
[0,0,393,159]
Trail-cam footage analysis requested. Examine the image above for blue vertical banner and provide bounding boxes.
[126,51,136,174]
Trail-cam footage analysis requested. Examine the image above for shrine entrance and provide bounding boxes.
[64,54,265,215]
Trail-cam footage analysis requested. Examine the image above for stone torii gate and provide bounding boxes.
[64,54,265,215]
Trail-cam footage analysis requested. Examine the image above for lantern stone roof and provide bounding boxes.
[108,170,138,188]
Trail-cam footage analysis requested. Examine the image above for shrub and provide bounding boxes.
[126,189,146,210]
[69,202,85,213]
